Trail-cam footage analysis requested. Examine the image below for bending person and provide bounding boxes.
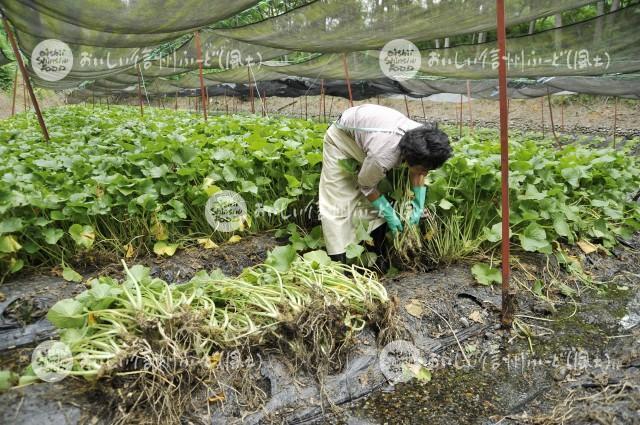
[319,104,452,263]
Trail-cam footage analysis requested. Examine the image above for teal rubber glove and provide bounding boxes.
[409,186,427,225]
[372,195,403,234]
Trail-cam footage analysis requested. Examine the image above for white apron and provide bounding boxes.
[319,124,386,255]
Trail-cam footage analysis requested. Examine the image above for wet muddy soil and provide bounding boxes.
[1,234,639,425]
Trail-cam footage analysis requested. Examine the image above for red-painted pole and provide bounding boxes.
[497,0,514,328]
[342,53,354,107]
[195,31,208,122]
[3,17,50,141]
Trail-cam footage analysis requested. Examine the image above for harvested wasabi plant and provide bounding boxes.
[44,250,398,424]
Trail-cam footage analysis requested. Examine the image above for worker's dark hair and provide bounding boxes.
[399,125,452,170]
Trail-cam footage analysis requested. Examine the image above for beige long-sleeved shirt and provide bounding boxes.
[334,104,423,196]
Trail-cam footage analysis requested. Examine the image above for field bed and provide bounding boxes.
[1,105,640,424]
[0,232,638,424]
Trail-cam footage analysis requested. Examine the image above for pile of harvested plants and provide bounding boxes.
[44,252,399,424]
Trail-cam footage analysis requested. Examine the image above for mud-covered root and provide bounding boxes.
[366,295,411,346]
[391,224,430,271]
[98,333,214,425]
[275,300,358,377]
[210,347,270,412]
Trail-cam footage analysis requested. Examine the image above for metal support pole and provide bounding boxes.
[497,0,514,329]
[136,64,144,117]
[304,95,308,120]
[342,53,354,107]
[195,31,208,122]
[3,16,50,141]
[11,67,18,116]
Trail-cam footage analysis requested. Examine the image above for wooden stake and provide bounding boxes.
[540,97,545,137]
[175,91,178,111]
[458,94,463,137]
[11,67,18,116]
[560,102,564,132]
[404,95,410,117]
[466,80,474,132]
[547,89,559,144]
[3,16,50,141]
[320,79,326,122]
[304,95,308,120]
[497,0,514,329]
[194,31,208,121]
[136,64,144,117]
[248,68,255,114]
[420,97,426,120]
[342,53,354,107]
[613,97,618,148]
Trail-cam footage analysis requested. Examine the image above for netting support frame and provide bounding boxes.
[3,16,50,142]
[195,31,208,122]
[497,0,515,329]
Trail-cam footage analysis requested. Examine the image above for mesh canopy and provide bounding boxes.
[541,74,640,98]
[14,0,259,34]
[213,0,594,52]
[91,79,137,90]
[405,5,640,78]
[135,63,190,77]
[157,31,290,70]
[203,65,286,83]
[17,31,154,78]
[5,0,639,100]
[0,1,194,48]
[264,53,385,79]
[105,74,143,85]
